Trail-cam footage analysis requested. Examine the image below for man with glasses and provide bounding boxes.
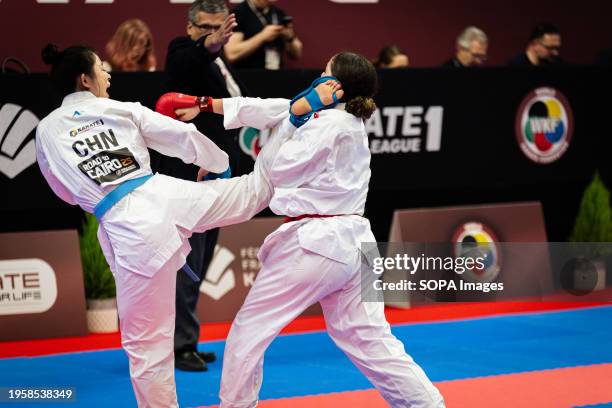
[155,0,246,372]
[508,23,565,66]
[442,26,488,68]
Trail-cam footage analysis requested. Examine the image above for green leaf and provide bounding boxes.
[79,212,116,300]
[569,172,612,257]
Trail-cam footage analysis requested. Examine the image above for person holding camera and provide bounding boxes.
[224,0,302,69]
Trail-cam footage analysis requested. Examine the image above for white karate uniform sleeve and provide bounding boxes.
[131,102,229,173]
[268,118,340,188]
[35,136,77,205]
[194,123,285,231]
[222,97,290,130]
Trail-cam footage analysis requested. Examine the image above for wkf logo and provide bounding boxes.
[200,245,236,301]
[515,87,574,164]
[0,103,39,179]
[452,222,501,284]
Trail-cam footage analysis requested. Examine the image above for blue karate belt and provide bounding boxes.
[93,174,200,282]
[204,166,231,181]
[289,75,341,128]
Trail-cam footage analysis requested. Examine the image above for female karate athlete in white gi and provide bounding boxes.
[35,41,291,408]
[172,52,446,408]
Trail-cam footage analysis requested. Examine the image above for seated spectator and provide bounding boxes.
[507,23,565,66]
[104,19,157,72]
[374,45,409,68]
[224,0,302,69]
[442,26,488,67]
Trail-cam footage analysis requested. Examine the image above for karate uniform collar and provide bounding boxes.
[283,102,349,142]
[62,91,97,107]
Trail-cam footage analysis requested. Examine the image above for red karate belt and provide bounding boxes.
[284,214,355,223]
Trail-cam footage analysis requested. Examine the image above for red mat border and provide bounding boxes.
[204,363,612,408]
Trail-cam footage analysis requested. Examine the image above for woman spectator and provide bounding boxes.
[374,45,409,68]
[105,19,157,72]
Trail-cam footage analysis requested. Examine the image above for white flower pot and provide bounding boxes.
[86,298,119,333]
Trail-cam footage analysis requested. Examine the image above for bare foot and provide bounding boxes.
[196,167,209,182]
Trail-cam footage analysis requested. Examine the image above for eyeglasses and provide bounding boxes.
[539,42,561,52]
[471,52,487,61]
[190,21,222,31]
[465,49,487,61]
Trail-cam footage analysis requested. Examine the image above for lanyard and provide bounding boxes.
[246,0,278,26]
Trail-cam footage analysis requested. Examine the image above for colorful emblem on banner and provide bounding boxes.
[239,127,271,160]
[515,87,574,164]
[452,222,501,283]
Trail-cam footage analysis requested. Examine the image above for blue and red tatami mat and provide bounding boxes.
[1,302,611,407]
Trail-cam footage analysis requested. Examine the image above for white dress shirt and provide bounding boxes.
[214,58,243,97]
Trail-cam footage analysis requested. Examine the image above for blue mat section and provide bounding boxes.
[0,306,610,407]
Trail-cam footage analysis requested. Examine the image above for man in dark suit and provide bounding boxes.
[441,26,488,68]
[507,23,566,66]
[158,0,246,372]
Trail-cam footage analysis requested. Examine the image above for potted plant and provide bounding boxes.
[79,212,118,333]
[567,172,612,293]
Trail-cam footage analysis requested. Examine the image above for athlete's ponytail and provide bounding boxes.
[331,52,378,120]
[42,43,96,97]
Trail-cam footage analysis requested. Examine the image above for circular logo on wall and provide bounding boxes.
[515,87,574,164]
[239,127,271,160]
[452,222,501,283]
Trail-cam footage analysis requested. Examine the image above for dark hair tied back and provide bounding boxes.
[331,52,378,120]
[41,43,96,97]
[42,43,62,66]
[346,96,377,120]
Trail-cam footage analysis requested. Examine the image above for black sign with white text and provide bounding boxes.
[0,67,610,241]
